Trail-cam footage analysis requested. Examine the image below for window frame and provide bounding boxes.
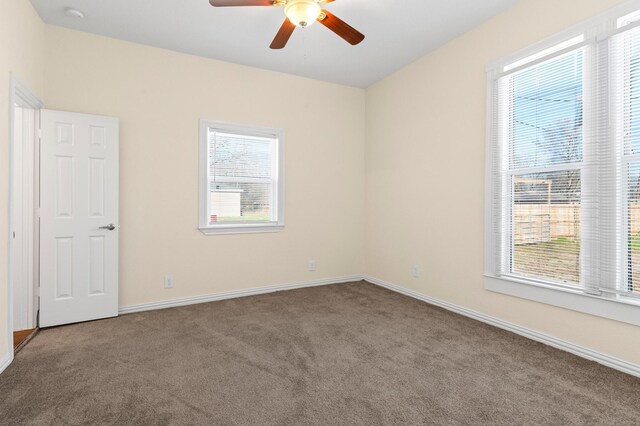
[198,119,285,235]
[484,0,640,326]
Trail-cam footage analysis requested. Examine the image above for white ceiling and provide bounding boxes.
[30,0,519,88]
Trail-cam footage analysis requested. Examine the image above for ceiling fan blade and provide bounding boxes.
[209,0,274,6]
[317,9,364,45]
[270,19,296,49]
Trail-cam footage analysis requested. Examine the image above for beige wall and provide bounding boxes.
[42,27,366,309]
[3,0,640,372]
[365,0,640,365]
[0,1,44,362]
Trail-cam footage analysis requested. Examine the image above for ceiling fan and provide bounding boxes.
[209,0,365,49]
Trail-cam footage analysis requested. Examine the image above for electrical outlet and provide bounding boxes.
[412,265,420,279]
[164,275,174,289]
[308,260,317,272]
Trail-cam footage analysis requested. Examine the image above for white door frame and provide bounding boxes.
[6,75,43,365]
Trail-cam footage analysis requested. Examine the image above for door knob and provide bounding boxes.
[99,224,116,231]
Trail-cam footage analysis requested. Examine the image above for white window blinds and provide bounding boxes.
[609,21,640,295]
[208,131,278,224]
[492,47,586,288]
[489,14,640,300]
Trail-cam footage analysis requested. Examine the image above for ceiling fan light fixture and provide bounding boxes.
[284,0,321,28]
[64,7,85,19]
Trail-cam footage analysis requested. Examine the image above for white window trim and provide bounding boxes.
[484,0,640,326]
[484,275,640,327]
[198,119,285,235]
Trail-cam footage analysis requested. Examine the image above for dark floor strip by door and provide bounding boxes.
[13,329,36,351]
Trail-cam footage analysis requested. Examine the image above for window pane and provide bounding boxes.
[512,170,581,284]
[628,163,640,294]
[210,132,274,179]
[510,50,584,169]
[209,182,272,224]
[206,127,279,227]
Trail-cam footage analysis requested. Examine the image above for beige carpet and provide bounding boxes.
[1,281,639,425]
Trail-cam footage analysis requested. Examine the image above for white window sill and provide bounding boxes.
[199,224,284,235]
[484,274,640,326]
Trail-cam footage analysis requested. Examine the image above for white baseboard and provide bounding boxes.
[364,275,640,378]
[119,275,363,315]
[0,352,12,376]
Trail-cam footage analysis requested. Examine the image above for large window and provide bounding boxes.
[199,120,284,234]
[486,3,640,324]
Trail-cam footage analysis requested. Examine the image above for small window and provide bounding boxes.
[199,120,284,235]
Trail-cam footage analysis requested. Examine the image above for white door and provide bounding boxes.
[39,110,119,327]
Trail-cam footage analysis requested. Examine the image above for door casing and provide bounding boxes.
[6,75,43,368]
